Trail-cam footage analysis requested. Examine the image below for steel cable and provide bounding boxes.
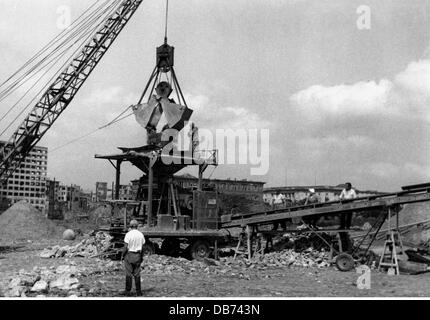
[0,0,118,125]
[0,0,122,138]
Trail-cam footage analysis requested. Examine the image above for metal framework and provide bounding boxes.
[222,184,430,228]
[0,0,144,184]
[223,183,430,263]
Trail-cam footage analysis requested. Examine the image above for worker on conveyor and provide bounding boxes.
[339,182,357,230]
[302,188,321,228]
[305,188,320,205]
[121,220,145,296]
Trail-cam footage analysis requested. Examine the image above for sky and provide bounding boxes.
[1,0,430,192]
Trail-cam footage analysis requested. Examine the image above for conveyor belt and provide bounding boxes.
[221,185,430,228]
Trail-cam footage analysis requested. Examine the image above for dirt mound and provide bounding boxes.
[398,202,430,225]
[379,202,430,245]
[0,201,64,243]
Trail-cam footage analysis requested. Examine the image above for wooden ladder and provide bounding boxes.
[378,230,405,275]
[377,207,405,275]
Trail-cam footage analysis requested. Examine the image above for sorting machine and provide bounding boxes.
[221,182,430,270]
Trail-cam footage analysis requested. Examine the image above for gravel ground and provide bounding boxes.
[1,240,430,297]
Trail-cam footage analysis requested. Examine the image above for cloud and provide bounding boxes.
[295,134,375,162]
[394,60,430,95]
[365,162,430,181]
[290,59,430,123]
[284,59,430,190]
[300,134,374,148]
[185,93,270,130]
[290,79,394,120]
[368,162,399,178]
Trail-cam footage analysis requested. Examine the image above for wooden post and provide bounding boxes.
[69,184,72,211]
[396,207,399,230]
[387,207,391,230]
[167,182,172,216]
[115,160,122,200]
[214,240,219,260]
[123,204,127,232]
[246,225,252,260]
[198,164,203,191]
[147,161,154,227]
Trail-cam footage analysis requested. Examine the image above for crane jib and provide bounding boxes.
[0,0,144,183]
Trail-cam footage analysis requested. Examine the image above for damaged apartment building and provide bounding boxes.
[0,141,48,211]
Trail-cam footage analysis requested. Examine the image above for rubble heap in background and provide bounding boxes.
[0,201,63,243]
[39,231,113,259]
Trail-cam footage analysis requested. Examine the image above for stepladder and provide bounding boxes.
[378,207,405,275]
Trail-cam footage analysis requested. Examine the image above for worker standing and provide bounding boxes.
[339,182,357,201]
[338,182,358,252]
[305,188,320,205]
[303,188,321,228]
[121,219,145,296]
[339,182,357,229]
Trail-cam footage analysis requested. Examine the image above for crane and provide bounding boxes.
[0,0,144,185]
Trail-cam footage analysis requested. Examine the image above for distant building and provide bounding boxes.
[46,180,81,202]
[95,182,108,201]
[118,184,134,201]
[45,179,60,200]
[174,174,266,214]
[57,184,81,202]
[174,174,265,196]
[0,141,48,211]
[263,184,386,205]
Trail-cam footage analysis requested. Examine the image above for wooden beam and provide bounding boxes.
[115,160,122,200]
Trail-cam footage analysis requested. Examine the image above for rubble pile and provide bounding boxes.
[0,260,122,297]
[247,248,331,268]
[0,264,81,297]
[39,231,113,259]
[1,246,330,297]
[140,248,331,277]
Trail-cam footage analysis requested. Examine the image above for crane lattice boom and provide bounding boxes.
[0,0,144,183]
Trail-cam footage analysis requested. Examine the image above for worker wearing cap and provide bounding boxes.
[121,219,145,296]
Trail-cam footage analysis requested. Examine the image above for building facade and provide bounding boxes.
[46,180,81,202]
[0,141,48,211]
[174,174,266,214]
[95,182,108,202]
[173,174,265,196]
[118,184,134,200]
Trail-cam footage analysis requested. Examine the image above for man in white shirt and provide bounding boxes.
[303,188,321,228]
[121,219,145,296]
[340,182,358,200]
[339,182,358,242]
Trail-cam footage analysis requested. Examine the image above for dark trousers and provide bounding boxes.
[124,252,142,293]
[339,212,353,252]
[340,212,353,229]
[303,215,319,228]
